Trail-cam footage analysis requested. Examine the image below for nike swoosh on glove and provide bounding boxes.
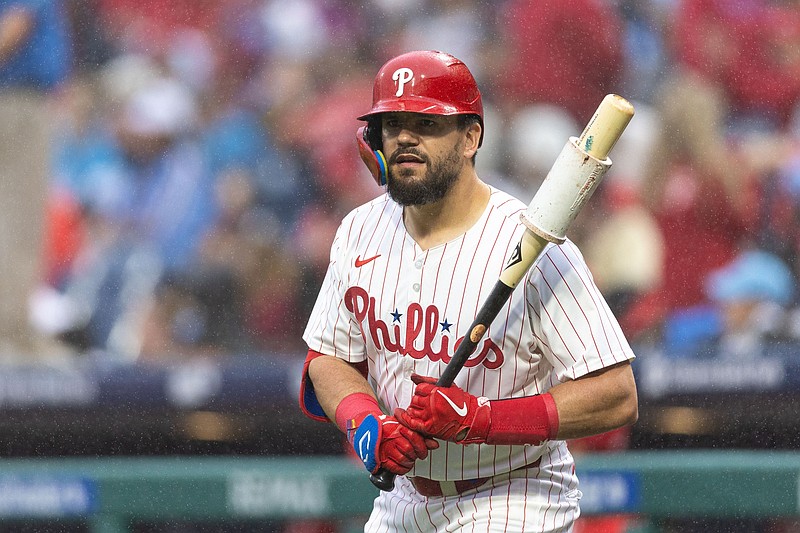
[394,374,491,444]
[351,414,439,475]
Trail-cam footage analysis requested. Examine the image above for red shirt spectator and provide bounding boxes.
[674,0,800,126]
[495,0,625,123]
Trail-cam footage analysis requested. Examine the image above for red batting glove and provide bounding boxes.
[394,374,491,444]
[396,376,560,446]
[337,393,438,475]
[374,415,440,475]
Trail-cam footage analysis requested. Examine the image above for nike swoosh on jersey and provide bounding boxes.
[355,254,381,267]
[436,390,468,417]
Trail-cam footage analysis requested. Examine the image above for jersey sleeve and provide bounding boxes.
[526,240,635,382]
[302,216,368,363]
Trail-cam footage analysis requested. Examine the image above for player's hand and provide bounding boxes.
[395,374,491,444]
[350,413,439,476]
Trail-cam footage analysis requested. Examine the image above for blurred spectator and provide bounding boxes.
[617,0,675,105]
[493,0,625,124]
[47,72,129,274]
[137,266,247,360]
[740,102,800,292]
[240,238,307,354]
[39,74,218,358]
[199,51,309,233]
[584,180,665,320]
[622,71,755,342]
[109,76,213,270]
[97,0,222,56]
[259,0,332,62]
[705,248,797,358]
[659,247,797,359]
[506,103,581,189]
[389,0,497,85]
[673,0,800,133]
[194,167,307,355]
[0,0,72,359]
[64,0,114,73]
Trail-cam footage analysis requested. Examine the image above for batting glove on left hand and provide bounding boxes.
[394,374,491,444]
[350,413,439,476]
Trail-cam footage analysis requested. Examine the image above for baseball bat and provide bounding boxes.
[370,94,635,491]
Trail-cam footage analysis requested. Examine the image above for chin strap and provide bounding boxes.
[357,126,388,186]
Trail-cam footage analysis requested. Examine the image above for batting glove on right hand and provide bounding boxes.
[394,374,492,444]
[349,414,439,476]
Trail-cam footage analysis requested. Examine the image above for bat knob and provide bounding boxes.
[370,469,396,491]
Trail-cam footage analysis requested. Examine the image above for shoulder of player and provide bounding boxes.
[486,185,527,221]
[333,193,400,257]
[339,193,398,229]
[532,237,591,279]
[482,185,591,272]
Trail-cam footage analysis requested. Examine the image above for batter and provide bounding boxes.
[300,50,638,533]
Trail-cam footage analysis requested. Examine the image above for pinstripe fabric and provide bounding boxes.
[365,441,581,533]
[302,186,634,529]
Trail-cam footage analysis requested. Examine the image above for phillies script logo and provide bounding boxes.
[344,286,504,369]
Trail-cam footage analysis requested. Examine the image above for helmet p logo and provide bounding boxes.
[392,68,414,97]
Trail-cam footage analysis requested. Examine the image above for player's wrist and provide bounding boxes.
[335,392,382,439]
[483,393,560,446]
[456,396,491,443]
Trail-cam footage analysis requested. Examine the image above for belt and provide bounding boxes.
[408,457,542,498]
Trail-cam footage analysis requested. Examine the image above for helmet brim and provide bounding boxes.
[357,97,478,121]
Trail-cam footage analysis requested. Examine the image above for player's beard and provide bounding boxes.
[386,144,463,206]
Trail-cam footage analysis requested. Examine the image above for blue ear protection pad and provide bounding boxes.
[357,125,388,186]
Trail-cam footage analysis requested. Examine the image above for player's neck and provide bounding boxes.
[403,173,490,251]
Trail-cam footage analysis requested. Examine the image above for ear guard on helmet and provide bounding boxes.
[357,124,388,186]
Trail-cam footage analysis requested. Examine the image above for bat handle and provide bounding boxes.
[370,469,396,491]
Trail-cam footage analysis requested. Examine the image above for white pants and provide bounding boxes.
[365,441,581,533]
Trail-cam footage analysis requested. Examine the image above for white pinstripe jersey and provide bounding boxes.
[303,186,635,481]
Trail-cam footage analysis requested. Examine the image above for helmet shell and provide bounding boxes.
[358,51,484,144]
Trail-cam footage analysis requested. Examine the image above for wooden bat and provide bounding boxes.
[370,94,635,491]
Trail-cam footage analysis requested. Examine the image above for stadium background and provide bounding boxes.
[2,0,800,531]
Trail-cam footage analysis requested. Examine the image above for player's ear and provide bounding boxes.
[463,120,481,160]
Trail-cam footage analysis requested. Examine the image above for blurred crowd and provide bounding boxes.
[4,0,800,364]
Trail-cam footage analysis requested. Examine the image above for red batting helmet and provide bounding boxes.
[356,50,484,185]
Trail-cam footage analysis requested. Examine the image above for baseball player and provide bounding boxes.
[300,50,638,532]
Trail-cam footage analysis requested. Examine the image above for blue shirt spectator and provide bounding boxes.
[0,0,71,89]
